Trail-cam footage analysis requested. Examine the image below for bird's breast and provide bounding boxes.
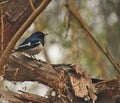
[24,44,43,55]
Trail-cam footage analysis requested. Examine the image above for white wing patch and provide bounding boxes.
[19,42,31,48]
[35,41,41,45]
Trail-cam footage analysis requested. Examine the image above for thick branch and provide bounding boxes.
[0,90,50,103]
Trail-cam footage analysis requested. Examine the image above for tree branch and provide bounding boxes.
[0,90,50,103]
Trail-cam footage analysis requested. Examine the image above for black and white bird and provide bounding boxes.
[15,31,47,57]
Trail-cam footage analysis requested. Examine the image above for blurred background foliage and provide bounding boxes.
[17,0,120,79]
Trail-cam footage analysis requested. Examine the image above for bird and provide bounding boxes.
[15,31,47,58]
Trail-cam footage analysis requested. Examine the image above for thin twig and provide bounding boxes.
[0,0,8,5]
[0,0,51,75]
[106,48,120,68]
[0,6,4,55]
[29,0,35,10]
[66,0,120,75]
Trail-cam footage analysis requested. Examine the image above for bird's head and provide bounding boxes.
[32,31,47,39]
[31,31,47,46]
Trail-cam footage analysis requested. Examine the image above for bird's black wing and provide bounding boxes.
[16,37,41,51]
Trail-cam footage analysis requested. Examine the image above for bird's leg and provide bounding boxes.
[29,55,38,60]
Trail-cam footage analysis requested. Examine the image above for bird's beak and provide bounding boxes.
[45,33,48,36]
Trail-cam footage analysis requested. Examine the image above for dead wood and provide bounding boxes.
[2,53,119,103]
